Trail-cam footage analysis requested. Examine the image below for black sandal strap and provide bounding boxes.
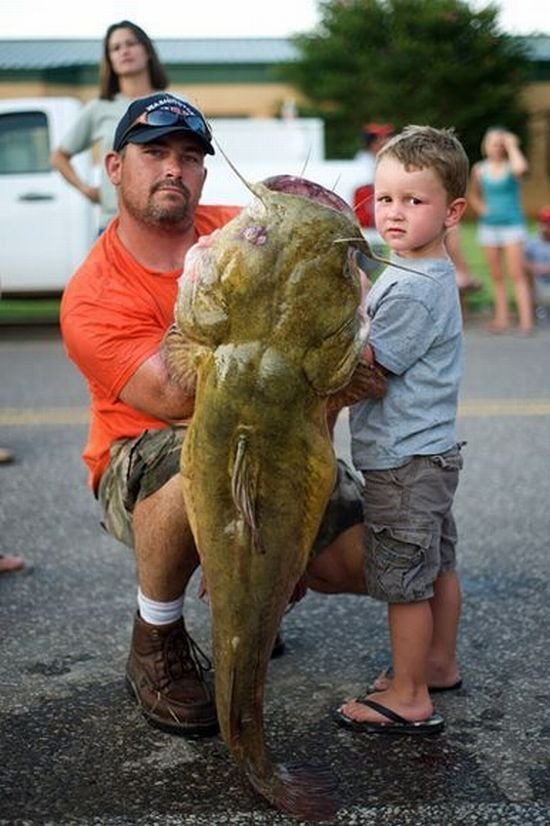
[355,697,409,725]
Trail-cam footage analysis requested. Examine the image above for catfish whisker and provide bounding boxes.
[332,238,427,277]
[331,174,342,193]
[299,145,312,178]
[354,188,374,215]
[213,136,266,205]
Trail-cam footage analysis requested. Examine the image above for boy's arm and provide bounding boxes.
[361,342,375,365]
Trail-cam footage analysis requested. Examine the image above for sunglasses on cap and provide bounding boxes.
[119,103,212,147]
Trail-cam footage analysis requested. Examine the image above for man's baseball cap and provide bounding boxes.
[537,206,550,223]
[113,93,214,155]
[362,122,394,138]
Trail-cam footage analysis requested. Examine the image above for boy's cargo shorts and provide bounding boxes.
[361,444,464,603]
[97,426,364,553]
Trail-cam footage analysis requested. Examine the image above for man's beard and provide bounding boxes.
[122,180,195,228]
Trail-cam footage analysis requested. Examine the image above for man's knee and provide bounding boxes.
[306,524,366,594]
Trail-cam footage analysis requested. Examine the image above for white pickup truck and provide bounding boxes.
[0,97,365,295]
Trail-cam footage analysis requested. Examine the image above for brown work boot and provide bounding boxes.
[125,613,219,737]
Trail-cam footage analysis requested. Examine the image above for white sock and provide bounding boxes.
[137,588,184,626]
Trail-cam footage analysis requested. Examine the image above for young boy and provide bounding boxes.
[334,125,469,734]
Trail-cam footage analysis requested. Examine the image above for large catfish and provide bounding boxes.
[165,175,382,821]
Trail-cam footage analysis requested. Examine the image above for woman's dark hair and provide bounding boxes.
[99,20,168,100]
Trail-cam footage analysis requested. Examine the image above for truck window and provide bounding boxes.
[0,111,50,175]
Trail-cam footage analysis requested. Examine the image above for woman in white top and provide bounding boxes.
[51,20,168,231]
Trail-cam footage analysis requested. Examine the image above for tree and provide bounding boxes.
[278,0,531,162]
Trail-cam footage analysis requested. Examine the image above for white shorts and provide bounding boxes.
[477,224,526,247]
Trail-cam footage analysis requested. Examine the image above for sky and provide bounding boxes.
[1,0,549,39]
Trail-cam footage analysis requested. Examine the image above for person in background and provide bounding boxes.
[524,205,550,323]
[468,127,533,335]
[445,225,481,295]
[334,125,468,735]
[51,20,168,233]
[0,554,25,573]
[0,447,14,464]
[353,123,395,257]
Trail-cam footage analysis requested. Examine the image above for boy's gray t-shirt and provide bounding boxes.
[349,255,463,471]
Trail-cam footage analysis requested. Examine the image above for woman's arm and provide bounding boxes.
[503,132,529,177]
[50,147,100,204]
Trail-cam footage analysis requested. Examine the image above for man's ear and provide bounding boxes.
[105,150,122,186]
[445,197,467,229]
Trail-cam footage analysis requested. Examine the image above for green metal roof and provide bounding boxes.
[0,38,297,70]
[1,35,548,84]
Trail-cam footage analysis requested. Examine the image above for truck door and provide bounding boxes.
[0,99,95,295]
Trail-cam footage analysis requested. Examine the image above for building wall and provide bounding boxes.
[0,80,303,117]
[522,81,550,213]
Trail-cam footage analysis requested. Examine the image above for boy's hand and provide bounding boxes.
[326,359,387,411]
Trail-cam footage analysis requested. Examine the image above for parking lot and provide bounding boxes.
[1,320,550,825]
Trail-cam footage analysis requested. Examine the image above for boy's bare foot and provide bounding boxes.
[368,664,462,694]
[338,687,435,727]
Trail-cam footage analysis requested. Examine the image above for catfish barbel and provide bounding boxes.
[165,175,380,820]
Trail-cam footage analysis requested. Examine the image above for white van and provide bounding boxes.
[0,97,95,295]
[0,98,366,295]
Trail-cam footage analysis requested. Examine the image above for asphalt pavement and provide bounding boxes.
[1,319,550,825]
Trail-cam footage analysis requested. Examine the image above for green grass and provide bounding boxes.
[0,297,61,324]
[458,221,492,313]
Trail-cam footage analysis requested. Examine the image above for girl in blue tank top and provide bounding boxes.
[469,127,533,334]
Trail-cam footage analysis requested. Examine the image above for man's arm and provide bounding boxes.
[119,350,195,422]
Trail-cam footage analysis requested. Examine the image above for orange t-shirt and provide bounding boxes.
[60,205,240,492]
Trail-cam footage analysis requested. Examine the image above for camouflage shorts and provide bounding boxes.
[361,445,464,603]
[98,426,365,553]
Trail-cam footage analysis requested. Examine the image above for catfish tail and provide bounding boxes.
[247,762,339,822]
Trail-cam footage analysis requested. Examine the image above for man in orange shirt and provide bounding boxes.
[61,93,366,738]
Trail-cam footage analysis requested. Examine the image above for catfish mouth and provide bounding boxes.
[262,174,357,222]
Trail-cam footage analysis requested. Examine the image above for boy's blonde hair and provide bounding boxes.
[376,125,469,201]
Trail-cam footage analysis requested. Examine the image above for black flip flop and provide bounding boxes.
[333,697,445,735]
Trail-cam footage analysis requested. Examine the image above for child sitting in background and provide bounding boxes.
[524,206,550,323]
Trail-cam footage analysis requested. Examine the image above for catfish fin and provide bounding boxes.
[161,323,207,395]
[231,431,264,554]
